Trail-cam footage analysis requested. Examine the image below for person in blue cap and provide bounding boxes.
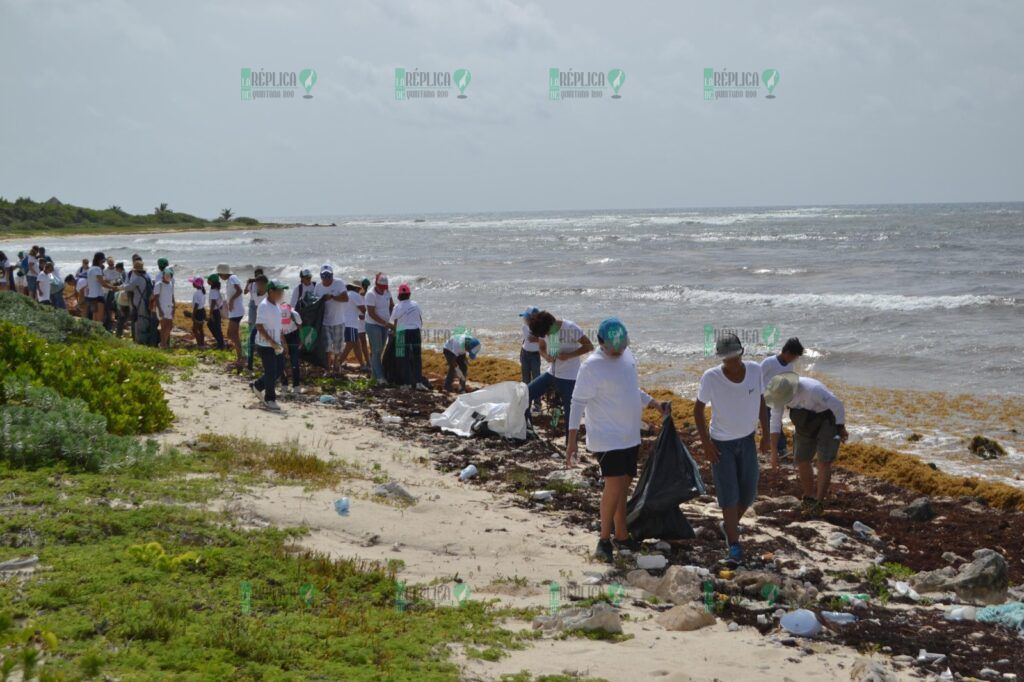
[442,331,481,393]
[566,317,671,563]
[518,306,542,410]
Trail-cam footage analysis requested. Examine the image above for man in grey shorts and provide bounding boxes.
[765,372,849,516]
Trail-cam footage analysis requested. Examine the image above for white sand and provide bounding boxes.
[159,365,911,681]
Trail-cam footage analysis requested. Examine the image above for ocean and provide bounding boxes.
[5,203,1023,484]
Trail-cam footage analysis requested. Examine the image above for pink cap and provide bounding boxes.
[398,283,411,295]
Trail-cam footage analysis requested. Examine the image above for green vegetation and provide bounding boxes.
[0,320,173,434]
[864,562,916,604]
[0,196,261,235]
[0,292,108,344]
[0,459,530,680]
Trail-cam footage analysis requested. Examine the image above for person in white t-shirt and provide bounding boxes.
[760,337,805,461]
[85,252,119,323]
[518,306,542,411]
[205,274,226,350]
[694,333,770,566]
[442,332,481,393]
[216,264,246,366]
[150,267,176,349]
[525,310,594,437]
[566,318,671,563]
[189,277,207,348]
[357,278,371,370]
[336,281,367,370]
[250,281,288,411]
[279,301,304,393]
[36,261,53,305]
[765,372,848,516]
[313,265,349,375]
[363,273,394,384]
[0,251,12,292]
[389,283,426,389]
[25,247,39,300]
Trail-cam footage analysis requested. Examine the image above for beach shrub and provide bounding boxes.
[0,321,173,434]
[0,378,158,470]
[233,216,259,225]
[0,291,108,343]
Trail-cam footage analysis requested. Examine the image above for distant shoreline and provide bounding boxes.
[0,222,310,239]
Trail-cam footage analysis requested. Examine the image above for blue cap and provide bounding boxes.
[518,306,540,318]
[467,337,481,359]
[598,317,629,351]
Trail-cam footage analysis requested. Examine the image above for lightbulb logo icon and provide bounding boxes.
[608,68,625,99]
[299,68,318,99]
[454,68,471,98]
[762,69,779,99]
[761,324,780,350]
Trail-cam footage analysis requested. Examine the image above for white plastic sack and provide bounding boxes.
[429,381,528,439]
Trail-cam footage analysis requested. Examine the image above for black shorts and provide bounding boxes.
[594,445,639,478]
[228,316,243,323]
[193,308,207,323]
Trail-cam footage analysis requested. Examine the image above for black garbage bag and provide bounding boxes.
[626,415,706,541]
[297,295,327,368]
[381,334,400,384]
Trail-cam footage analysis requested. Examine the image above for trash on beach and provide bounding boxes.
[944,605,977,621]
[852,521,875,538]
[894,581,921,601]
[531,490,555,501]
[636,554,669,570]
[718,569,735,580]
[756,614,769,626]
[780,609,823,638]
[458,465,478,481]
[821,611,858,625]
[373,482,416,501]
[381,414,403,425]
[319,395,337,405]
[976,602,1024,633]
[827,532,851,548]
[429,381,529,439]
[938,669,953,682]
[916,649,947,666]
[333,497,350,516]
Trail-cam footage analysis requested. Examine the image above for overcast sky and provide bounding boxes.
[1,0,1022,218]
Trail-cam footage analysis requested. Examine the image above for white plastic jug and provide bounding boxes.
[780,609,823,637]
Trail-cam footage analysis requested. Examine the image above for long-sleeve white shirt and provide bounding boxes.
[569,348,655,453]
[770,377,845,433]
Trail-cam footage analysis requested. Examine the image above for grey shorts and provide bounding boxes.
[710,433,759,509]
[324,324,345,353]
[790,408,841,463]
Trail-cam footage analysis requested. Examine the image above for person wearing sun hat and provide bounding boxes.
[389,282,426,390]
[765,371,848,517]
[518,306,542,411]
[566,317,671,563]
[693,332,770,566]
[251,280,289,411]
[442,330,481,393]
[364,273,394,384]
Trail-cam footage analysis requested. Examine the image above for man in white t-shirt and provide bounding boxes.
[524,310,594,437]
[36,261,53,305]
[765,372,848,517]
[694,333,770,566]
[150,267,176,349]
[566,318,670,563]
[313,265,349,375]
[217,263,246,366]
[363,273,394,384]
[760,337,805,461]
[336,281,367,370]
[251,281,288,411]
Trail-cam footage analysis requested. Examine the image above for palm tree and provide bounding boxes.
[220,208,233,221]
[108,205,122,213]
[154,203,169,216]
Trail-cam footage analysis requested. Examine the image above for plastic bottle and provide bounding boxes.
[334,497,350,516]
[459,465,478,481]
[551,407,562,429]
[821,611,857,625]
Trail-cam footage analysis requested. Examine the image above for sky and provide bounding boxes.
[1,0,1022,218]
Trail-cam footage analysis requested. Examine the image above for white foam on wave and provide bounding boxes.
[749,267,807,276]
[585,257,619,264]
[626,286,1014,311]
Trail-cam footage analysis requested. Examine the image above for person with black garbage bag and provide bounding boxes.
[565,318,671,563]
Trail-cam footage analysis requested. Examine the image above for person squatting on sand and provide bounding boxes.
[442,330,481,393]
[566,318,671,563]
[765,371,849,517]
[694,333,771,565]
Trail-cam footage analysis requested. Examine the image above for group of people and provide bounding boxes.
[516,309,847,565]
[3,244,848,566]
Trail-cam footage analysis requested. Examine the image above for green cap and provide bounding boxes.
[157,257,169,269]
[267,280,289,291]
[206,273,220,284]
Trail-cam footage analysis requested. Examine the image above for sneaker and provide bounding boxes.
[264,400,281,412]
[594,538,614,563]
[613,536,641,554]
[415,382,430,392]
[249,381,259,397]
[727,543,743,565]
